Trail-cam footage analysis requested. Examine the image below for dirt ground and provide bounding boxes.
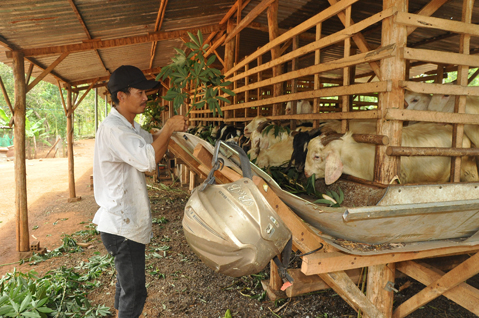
[1,138,478,318]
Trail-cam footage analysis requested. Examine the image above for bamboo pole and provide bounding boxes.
[12,51,29,252]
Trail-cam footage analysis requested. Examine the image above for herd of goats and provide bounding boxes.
[185,90,479,188]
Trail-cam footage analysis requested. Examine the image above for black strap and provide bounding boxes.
[273,238,294,284]
[200,140,252,191]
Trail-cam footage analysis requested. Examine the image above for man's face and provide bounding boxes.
[118,88,148,115]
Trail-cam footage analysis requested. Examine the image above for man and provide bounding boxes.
[92,65,188,318]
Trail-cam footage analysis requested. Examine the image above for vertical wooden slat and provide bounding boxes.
[66,87,77,200]
[257,54,262,117]
[290,35,299,129]
[245,64,249,119]
[267,0,282,116]
[12,51,29,252]
[313,23,322,129]
[235,0,242,66]
[451,0,472,182]
[225,18,236,122]
[374,0,407,184]
[341,6,351,133]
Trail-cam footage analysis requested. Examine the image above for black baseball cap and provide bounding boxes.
[107,65,160,95]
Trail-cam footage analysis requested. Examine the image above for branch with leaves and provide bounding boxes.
[156,30,235,117]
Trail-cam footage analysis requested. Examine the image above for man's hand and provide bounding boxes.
[165,115,188,133]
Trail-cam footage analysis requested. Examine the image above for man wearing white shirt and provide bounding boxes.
[93,65,187,318]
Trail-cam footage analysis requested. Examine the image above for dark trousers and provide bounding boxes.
[100,232,147,318]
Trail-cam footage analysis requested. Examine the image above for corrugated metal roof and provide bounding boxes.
[0,0,478,90]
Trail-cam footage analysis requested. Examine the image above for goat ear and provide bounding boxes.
[324,151,343,185]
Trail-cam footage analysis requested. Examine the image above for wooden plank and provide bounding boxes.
[285,268,362,298]
[224,0,275,43]
[224,0,361,77]
[396,260,479,316]
[406,0,450,35]
[400,80,479,95]
[392,252,479,318]
[231,45,395,95]
[26,52,69,92]
[267,0,281,116]
[386,146,479,157]
[227,7,396,83]
[341,6,351,133]
[12,51,29,252]
[168,139,208,179]
[301,247,479,275]
[12,24,226,58]
[398,11,479,37]
[401,47,479,67]
[313,23,322,128]
[385,108,479,124]
[220,81,389,112]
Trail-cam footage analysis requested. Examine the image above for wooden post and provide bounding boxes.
[450,0,472,182]
[12,51,29,252]
[267,0,282,116]
[313,23,322,128]
[365,263,395,318]
[225,18,235,121]
[374,0,407,184]
[257,54,262,116]
[66,87,79,202]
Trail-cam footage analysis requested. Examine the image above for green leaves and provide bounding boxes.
[155,30,236,118]
[313,188,344,207]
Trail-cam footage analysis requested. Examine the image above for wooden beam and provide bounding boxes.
[396,261,479,316]
[0,76,14,115]
[231,45,395,95]
[406,0,451,35]
[398,12,479,36]
[224,0,275,44]
[234,0,242,65]
[225,0,361,77]
[400,80,479,95]
[9,24,226,58]
[326,0,381,79]
[401,47,479,67]
[12,51,29,252]
[301,247,479,275]
[247,22,317,42]
[25,63,34,85]
[227,7,396,83]
[57,80,68,116]
[267,0,281,116]
[149,0,168,69]
[392,252,479,318]
[72,78,99,113]
[27,52,69,93]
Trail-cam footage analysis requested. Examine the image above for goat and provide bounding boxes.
[404,91,431,111]
[256,135,294,168]
[244,116,268,138]
[304,123,478,184]
[428,94,479,147]
[248,121,289,160]
[285,100,312,115]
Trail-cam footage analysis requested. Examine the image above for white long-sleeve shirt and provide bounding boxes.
[92,107,156,244]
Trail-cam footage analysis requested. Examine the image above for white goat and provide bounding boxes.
[428,94,479,147]
[285,100,312,115]
[248,125,289,161]
[404,91,431,111]
[256,135,294,168]
[304,123,478,184]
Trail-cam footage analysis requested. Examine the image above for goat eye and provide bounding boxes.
[412,99,418,103]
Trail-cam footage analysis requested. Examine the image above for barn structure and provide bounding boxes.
[1,0,479,317]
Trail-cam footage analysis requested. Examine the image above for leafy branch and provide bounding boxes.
[156,30,235,117]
